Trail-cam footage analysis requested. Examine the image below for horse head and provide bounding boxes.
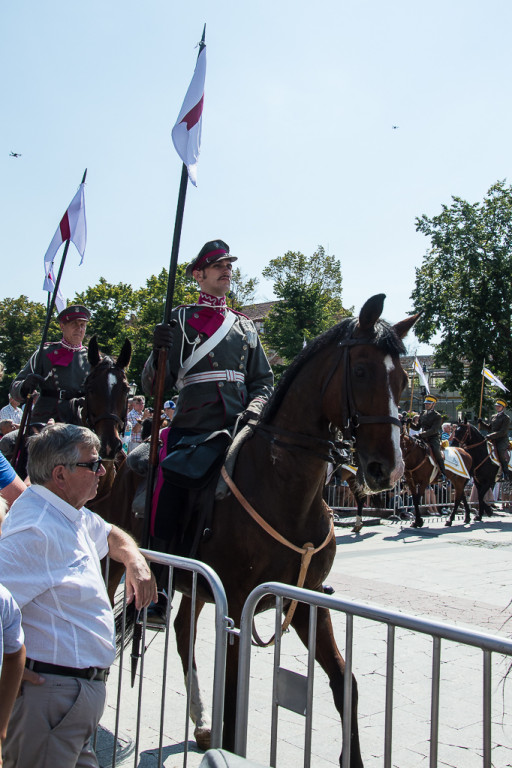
[323,294,419,492]
[83,336,132,459]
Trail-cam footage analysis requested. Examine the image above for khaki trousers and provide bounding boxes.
[3,673,106,768]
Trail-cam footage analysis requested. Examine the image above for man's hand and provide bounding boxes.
[125,555,157,610]
[153,323,174,350]
[20,374,46,398]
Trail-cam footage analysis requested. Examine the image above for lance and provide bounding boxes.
[11,169,87,470]
[408,363,416,413]
[131,28,206,686]
[478,358,486,420]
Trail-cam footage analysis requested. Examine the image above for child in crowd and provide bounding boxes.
[0,498,26,760]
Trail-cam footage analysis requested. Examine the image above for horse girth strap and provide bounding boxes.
[220,466,334,647]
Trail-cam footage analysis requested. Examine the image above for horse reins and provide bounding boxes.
[454,424,495,474]
[220,466,334,647]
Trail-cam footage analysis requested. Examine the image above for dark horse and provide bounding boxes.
[451,422,500,520]
[400,432,473,528]
[154,294,417,768]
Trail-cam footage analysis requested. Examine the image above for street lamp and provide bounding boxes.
[129,381,137,396]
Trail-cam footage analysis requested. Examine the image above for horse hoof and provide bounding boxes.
[194,726,211,751]
[444,520,452,527]
[475,516,482,522]
[351,524,363,533]
[410,520,423,528]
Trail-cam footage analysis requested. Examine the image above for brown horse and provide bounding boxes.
[400,432,473,527]
[151,294,416,767]
[451,422,500,520]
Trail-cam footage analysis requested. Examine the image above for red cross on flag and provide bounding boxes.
[171,43,206,186]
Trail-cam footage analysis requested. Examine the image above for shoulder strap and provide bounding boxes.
[176,310,237,390]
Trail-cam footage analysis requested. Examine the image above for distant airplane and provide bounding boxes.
[9,152,22,157]
[392,125,399,130]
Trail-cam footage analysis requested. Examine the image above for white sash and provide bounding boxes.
[176,310,237,390]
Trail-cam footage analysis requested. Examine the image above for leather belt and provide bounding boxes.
[182,370,245,388]
[40,389,82,401]
[26,659,109,682]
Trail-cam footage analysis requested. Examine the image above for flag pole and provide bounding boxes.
[141,27,205,552]
[11,169,87,469]
[409,364,415,412]
[478,358,486,420]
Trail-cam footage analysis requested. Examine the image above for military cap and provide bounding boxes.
[57,304,91,323]
[495,398,507,408]
[424,395,438,403]
[185,239,237,278]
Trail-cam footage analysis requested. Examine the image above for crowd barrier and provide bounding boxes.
[324,478,512,521]
[99,552,512,766]
[234,582,512,768]
[98,550,230,768]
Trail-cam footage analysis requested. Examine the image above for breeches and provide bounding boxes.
[3,674,106,768]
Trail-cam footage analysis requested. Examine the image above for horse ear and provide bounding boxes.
[394,311,422,340]
[88,335,100,367]
[357,294,385,333]
[116,339,132,370]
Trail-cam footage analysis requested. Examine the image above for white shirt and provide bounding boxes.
[0,403,22,425]
[0,584,24,676]
[0,485,115,668]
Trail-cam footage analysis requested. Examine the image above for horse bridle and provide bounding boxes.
[322,335,402,441]
[82,371,127,434]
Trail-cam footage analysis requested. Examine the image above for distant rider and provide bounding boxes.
[417,395,446,478]
[478,398,511,480]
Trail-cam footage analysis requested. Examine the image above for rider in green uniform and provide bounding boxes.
[418,394,446,478]
[478,398,511,480]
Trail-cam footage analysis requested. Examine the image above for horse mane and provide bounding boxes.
[260,316,406,424]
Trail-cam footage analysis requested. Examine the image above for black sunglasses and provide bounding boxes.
[73,458,104,473]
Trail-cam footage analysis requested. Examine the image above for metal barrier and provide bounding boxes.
[234,582,512,768]
[325,478,512,523]
[98,550,230,768]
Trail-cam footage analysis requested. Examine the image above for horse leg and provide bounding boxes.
[474,482,492,521]
[173,595,211,751]
[352,497,364,534]
[460,487,473,524]
[291,601,364,768]
[410,493,423,528]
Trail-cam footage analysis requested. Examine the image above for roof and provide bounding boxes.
[240,301,278,321]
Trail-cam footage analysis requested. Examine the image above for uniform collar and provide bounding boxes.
[60,337,85,351]
[197,292,227,310]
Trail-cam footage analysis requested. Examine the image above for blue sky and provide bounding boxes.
[2,1,511,355]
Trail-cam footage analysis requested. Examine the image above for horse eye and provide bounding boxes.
[353,365,365,378]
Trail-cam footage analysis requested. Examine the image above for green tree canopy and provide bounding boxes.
[261,246,349,371]
[0,296,58,403]
[411,180,512,414]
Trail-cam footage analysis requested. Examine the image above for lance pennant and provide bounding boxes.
[181,94,204,131]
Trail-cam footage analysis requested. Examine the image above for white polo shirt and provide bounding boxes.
[0,485,115,669]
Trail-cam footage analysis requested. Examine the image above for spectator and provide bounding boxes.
[0,424,156,768]
[127,395,145,452]
[0,421,15,437]
[0,453,26,510]
[0,397,22,426]
[0,499,26,766]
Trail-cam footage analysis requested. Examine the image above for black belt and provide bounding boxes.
[40,389,82,401]
[26,659,109,682]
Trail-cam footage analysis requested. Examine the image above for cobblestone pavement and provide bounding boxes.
[97,509,512,768]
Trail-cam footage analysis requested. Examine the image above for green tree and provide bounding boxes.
[228,268,258,310]
[74,277,138,356]
[411,180,512,414]
[0,297,57,403]
[261,246,349,371]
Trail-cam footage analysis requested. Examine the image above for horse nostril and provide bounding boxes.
[367,461,386,482]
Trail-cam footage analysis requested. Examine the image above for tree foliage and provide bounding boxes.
[0,296,58,403]
[261,246,349,372]
[411,180,512,414]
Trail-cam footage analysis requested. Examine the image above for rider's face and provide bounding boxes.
[60,318,87,347]
[193,259,233,298]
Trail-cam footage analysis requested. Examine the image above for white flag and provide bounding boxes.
[413,357,430,394]
[171,44,206,186]
[482,367,509,392]
[42,182,86,310]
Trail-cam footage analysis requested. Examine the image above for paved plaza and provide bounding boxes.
[97,508,512,768]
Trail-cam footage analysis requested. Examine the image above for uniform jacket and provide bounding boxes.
[10,341,90,423]
[418,408,443,443]
[142,304,273,432]
[480,410,511,449]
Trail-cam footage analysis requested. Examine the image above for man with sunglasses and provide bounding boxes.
[0,424,157,768]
